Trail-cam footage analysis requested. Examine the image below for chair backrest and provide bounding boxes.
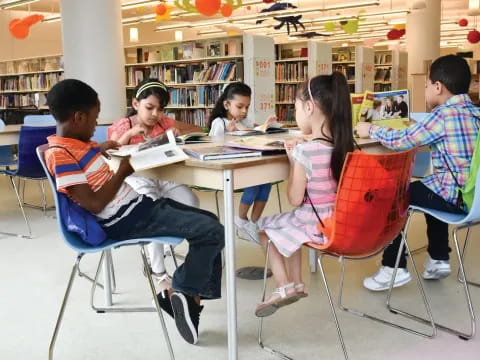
[310,148,416,257]
[16,125,56,178]
[23,114,56,125]
[91,125,108,143]
[36,144,102,252]
[460,164,480,223]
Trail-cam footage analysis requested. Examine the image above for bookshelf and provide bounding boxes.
[0,55,63,118]
[374,49,408,92]
[466,58,480,103]
[332,46,374,93]
[274,41,332,124]
[124,36,244,128]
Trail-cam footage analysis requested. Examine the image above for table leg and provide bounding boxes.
[223,169,238,360]
[103,249,113,306]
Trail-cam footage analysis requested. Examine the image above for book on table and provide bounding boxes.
[183,146,262,161]
[175,132,212,145]
[225,136,286,152]
[228,122,288,136]
[108,130,188,171]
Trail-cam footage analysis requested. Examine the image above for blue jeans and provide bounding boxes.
[102,196,224,299]
[241,183,272,205]
[382,181,465,268]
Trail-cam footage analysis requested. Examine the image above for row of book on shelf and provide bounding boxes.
[374,67,391,82]
[374,53,393,65]
[126,61,242,87]
[275,62,308,82]
[0,57,63,75]
[0,73,63,92]
[126,38,242,64]
[275,84,297,103]
[169,85,223,108]
[0,93,47,108]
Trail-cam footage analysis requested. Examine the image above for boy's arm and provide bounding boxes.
[357,112,444,150]
[67,157,134,214]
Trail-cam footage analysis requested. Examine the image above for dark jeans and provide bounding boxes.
[382,181,465,269]
[102,196,224,299]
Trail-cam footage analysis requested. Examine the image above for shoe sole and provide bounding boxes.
[423,269,451,280]
[171,293,198,345]
[364,276,412,292]
[255,294,301,318]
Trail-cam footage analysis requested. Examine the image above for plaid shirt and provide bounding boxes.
[369,94,480,206]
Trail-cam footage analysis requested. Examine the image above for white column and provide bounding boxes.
[406,0,441,75]
[59,0,126,124]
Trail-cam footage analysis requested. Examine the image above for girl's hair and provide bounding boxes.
[127,78,170,117]
[297,72,354,182]
[207,82,252,128]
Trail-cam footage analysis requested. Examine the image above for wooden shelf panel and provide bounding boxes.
[125,55,243,67]
[275,57,308,63]
[0,69,63,78]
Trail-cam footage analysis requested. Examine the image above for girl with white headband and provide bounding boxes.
[108,78,199,294]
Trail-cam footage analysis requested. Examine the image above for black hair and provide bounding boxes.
[46,79,98,123]
[127,78,170,117]
[297,72,354,182]
[207,82,252,128]
[429,55,471,95]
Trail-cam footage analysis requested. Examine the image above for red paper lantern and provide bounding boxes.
[156,4,167,16]
[387,29,401,40]
[459,18,469,27]
[9,19,29,39]
[468,29,480,44]
[221,4,233,17]
[196,0,221,16]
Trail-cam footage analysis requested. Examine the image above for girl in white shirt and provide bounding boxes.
[208,82,276,244]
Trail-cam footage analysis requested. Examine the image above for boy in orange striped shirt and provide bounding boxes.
[45,79,224,345]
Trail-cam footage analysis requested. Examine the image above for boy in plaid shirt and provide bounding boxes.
[356,55,480,291]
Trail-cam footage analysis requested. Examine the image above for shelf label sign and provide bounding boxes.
[255,58,273,78]
[316,62,331,75]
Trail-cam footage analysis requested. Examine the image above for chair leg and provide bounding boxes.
[318,254,349,360]
[309,248,317,273]
[457,228,480,287]
[0,175,33,239]
[387,218,475,340]
[214,190,220,218]
[77,253,105,290]
[49,254,83,360]
[257,241,293,360]
[275,183,282,213]
[140,244,175,360]
[107,250,117,293]
[90,250,162,313]
[336,230,436,339]
[169,245,180,269]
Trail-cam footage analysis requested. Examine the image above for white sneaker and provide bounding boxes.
[363,266,412,291]
[423,255,451,280]
[234,216,249,241]
[234,216,261,246]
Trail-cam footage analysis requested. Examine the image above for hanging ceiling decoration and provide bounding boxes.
[255,2,305,35]
[323,10,366,35]
[174,0,243,17]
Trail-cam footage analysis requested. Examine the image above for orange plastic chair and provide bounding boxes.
[258,147,437,360]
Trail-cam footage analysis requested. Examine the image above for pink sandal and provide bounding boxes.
[255,283,300,318]
[294,282,309,298]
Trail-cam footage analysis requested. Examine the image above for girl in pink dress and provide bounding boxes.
[255,72,354,317]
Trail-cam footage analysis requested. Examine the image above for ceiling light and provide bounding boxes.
[468,0,480,16]
[0,0,39,9]
[122,14,156,25]
[42,15,61,23]
[129,27,139,42]
[121,1,159,10]
[155,19,228,32]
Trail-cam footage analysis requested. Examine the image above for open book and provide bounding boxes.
[225,136,286,152]
[108,130,188,171]
[228,122,288,136]
[175,132,212,145]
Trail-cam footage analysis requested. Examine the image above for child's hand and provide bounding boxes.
[355,122,372,138]
[172,127,181,136]
[129,124,147,137]
[226,118,239,132]
[266,115,277,124]
[117,156,134,177]
[99,140,120,159]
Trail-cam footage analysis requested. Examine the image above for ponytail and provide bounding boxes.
[298,72,353,182]
[208,82,252,128]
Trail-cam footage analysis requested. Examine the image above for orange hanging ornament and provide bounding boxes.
[196,0,221,16]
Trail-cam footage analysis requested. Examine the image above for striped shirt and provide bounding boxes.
[369,94,480,206]
[108,116,175,144]
[45,135,140,221]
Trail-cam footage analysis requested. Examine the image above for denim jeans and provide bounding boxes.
[382,181,465,268]
[240,183,272,205]
[102,196,224,299]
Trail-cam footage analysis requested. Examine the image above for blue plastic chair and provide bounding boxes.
[0,119,16,169]
[91,125,108,143]
[37,144,181,360]
[0,125,56,238]
[412,150,432,178]
[23,114,56,125]
[388,165,480,341]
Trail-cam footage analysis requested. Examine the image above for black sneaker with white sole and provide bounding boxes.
[170,292,203,345]
[154,290,174,319]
